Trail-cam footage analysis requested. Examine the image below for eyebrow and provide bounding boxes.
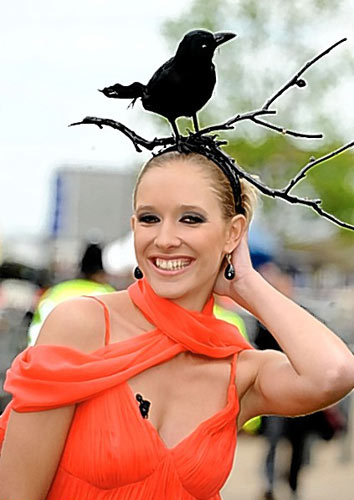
[135,205,156,212]
[179,204,206,211]
[136,204,206,212]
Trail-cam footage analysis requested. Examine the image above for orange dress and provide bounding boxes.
[0,279,252,499]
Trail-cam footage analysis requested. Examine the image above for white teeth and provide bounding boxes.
[155,258,191,271]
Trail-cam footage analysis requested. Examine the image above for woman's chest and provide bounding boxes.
[126,352,234,448]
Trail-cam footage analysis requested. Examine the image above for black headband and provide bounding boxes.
[154,134,245,216]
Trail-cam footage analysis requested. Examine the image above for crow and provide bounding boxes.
[99,29,236,138]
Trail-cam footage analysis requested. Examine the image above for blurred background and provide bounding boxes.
[0,1,353,498]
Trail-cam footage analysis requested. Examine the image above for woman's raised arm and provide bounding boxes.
[214,232,354,423]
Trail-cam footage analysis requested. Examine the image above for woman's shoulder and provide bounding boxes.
[95,289,131,312]
[34,291,127,353]
[35,290,142,353]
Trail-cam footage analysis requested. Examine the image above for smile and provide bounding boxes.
[153,258,193,271]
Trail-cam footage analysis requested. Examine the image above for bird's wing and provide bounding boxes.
[146,58,180,93]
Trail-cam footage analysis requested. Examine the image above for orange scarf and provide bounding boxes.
[0,279,252,443]
[130,278,251,357]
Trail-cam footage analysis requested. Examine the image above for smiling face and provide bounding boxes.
[132,157,245,310]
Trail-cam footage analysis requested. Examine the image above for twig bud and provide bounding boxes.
[296,79,307,88]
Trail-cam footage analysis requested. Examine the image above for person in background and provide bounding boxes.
[254,258,346,499]
[214,295,262,435]
[213,295,248,340]
[27,242,115,346]
[253,258,296,499]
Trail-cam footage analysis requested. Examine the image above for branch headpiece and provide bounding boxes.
[70,34,354,231]
[154,133,245,216]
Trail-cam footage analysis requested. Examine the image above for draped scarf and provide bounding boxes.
[0,278,252,443]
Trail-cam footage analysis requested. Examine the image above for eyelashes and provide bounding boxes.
[137,214,160,224]
[137,213,206,225]
[182,214,206,224]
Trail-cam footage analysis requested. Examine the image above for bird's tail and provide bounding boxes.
[98,82,145,100]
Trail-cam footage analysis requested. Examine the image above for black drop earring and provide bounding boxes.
[134,266,143,279]
[224,253,235,280]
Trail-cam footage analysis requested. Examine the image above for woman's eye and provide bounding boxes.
[181,214,205,224]
[138,214,160,224]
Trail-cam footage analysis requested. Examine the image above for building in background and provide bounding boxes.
[51,166,136,242]
[49,165,137,273]
[1,164,138,275]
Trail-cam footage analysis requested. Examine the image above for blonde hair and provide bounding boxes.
[133,151,258,225]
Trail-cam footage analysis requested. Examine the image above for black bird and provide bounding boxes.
[99,29,236,138]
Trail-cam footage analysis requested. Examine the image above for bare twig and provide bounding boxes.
[284,140,354,193]
[229,155,354,231]
[177,134,354,231]
[250,117,323,139]
[197,39,347,141]
[197,109,276,135]
[197,108,322,140]
[263,38,347,110]
[69,116,174,152]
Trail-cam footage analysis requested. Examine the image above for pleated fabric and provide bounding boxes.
[0,279,253,499]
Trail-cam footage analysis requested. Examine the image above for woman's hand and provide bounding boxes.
[213,230,256,303]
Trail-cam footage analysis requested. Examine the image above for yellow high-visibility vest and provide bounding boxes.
[28,278,115,346]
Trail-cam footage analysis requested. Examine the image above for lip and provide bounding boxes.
[148,255,195,276]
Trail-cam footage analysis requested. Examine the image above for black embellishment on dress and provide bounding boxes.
[136,393,151,419]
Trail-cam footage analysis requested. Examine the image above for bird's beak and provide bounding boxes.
[214,31,236,47]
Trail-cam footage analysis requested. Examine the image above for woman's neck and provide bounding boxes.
[161,289,213,313]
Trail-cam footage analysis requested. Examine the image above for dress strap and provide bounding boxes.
[230,351,239,384]
[82,295,111,346]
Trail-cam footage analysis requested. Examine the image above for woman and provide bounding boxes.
[0,150,353,500]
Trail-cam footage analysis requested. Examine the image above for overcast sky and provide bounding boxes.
[1,1,353,240]
[0,0,191,239]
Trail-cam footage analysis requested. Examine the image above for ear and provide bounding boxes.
[223,214,246,254]
[130,214,137,232]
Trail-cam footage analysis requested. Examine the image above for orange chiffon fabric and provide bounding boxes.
[0,279,252,499]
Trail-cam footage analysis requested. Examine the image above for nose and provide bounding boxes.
[154,220,181,250]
